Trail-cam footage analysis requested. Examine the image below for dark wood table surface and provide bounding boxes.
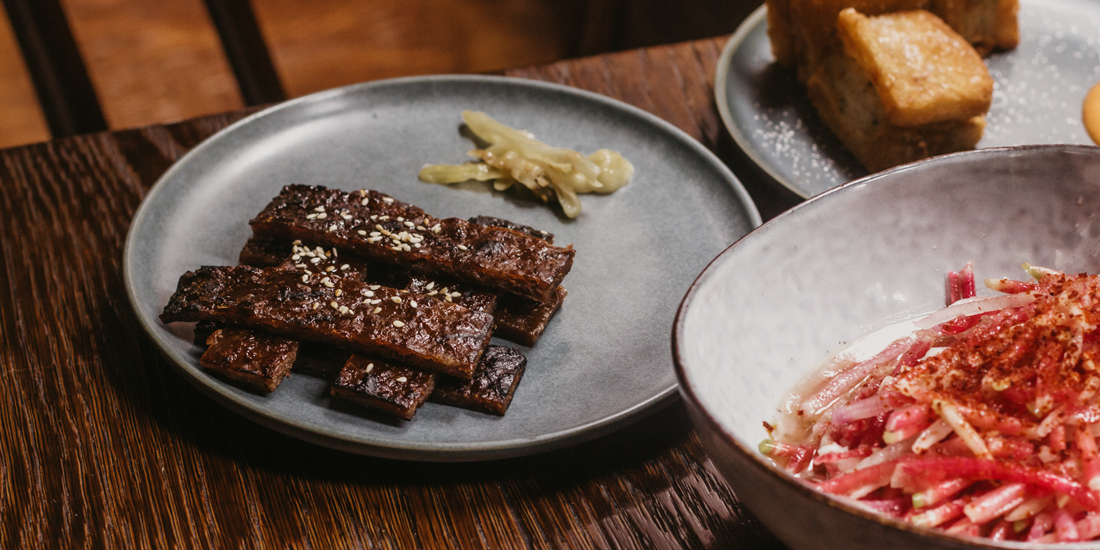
[0,36,803,549]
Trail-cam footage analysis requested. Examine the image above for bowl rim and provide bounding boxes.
[672,143,1100,549]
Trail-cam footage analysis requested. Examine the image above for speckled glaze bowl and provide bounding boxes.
[674,145,1100,550]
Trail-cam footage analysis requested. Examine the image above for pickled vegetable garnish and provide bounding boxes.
[419,110,633,218]
[763,263,1100,542]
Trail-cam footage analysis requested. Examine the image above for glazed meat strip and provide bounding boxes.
[248,185,574,302]
[430,345,527,415]
[160,265,494,379]
[200,327,299,393]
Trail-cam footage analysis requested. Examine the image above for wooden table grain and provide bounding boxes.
[0,37,799,549]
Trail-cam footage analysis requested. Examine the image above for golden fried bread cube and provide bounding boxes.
[807,53,985,172]
[837,8,993,127]
[930,0,1019,54]
[784,0,929,82]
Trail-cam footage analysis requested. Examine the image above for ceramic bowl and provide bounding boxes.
[674,145,1100,549]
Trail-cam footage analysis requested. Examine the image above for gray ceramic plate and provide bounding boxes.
[717,0,1100,199]
[676,145,1100,549]
[124,75,760,462]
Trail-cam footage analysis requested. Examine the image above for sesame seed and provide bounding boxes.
[404,221,415,228]
[301,274,310,283]
[370,299,381,305]
[445,295,453,302]
[361,290,374,297]
[457,245,468,251]
[334,289,343,296]
[391,296,401,303]
[379,215,390,221]
[426,282,435,290]
[370,285,380,290]
[338,305,349,314]
[397,217,404,222]
[370,231,381,237]
[312,302,320,310]
[396,377,407,383]
[329,224,338,231]
[416,226,426,231]
[326,266,336,272]
[427,290,438,296]
[383,197,394,204]
[410,300,417,307]
[358,230,367,236]
[370,215,378,220]
[340,264,350,271]
[317,212,328,219]
[292,254,301,261]
[295,263,307,269]
[311,257,322,264]
[324,280,335,288]
[306,213,318,219]
[373,307,382,314]
[366,363,373,372]
[342,213,352,220]
[314,206,326,212]
[292,239,302,245]
[331,248,337,257]
[393,320,405,327]
[361,198,369,206]
[330,301,339,309]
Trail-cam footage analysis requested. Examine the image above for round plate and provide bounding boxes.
[124,75,761,461]
[716,0,1100,199]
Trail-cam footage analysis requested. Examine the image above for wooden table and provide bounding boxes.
[0,36,800,548]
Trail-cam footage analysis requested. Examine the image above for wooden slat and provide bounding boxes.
[59,0,244,130]
[0,8,49,148]
[250,0,585,98]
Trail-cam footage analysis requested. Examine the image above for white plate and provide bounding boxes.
[716,1,1100,199]
[123,75,761,461]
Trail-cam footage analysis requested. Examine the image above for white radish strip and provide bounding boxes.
[914,293,1035,330]
[963,483,1028,524]
[1036,407,1064,438]
[855,435,917,471]
[912,419,953,454]
[849,480,892,500]
[832,396,893,425]
[933,400,992,460]
[1004,496,1054,522]
[801,337,913,417]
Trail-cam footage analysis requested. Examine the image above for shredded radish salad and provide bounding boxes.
[761,263,1100,543]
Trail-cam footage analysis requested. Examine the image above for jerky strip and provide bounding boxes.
[331,355,435,420]
[249,185,574,301]
[405,276,498,315]
[200,327,299,393]
[430,345,527,415]
[493,285,568,347]
[468,216,554,243]
[160,265,494,379]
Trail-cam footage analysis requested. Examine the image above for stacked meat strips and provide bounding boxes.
[161,185,574,420]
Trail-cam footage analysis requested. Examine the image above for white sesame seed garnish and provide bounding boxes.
[314,206,326,212]
[338,305,349,314]
[301,274,310,283]
[401,244,411,252]
[292,254,301,261]
[361,289,373,297]
[326,266,336,272]
[457,244,468,251]
[383,197,394,204]
[413,243,421,248]
[445,296,453,303]
[379,215,390,221]
[396,377,407,383]
[372,307,382,314]
[425,282,435,290]
[312,302,320,310]
[416,226,426,231]
[310,257,322,264]
[370,231,381,237]
[331,248,337,257]
[366,363,373,372]
[370,215,378,220]
[295,263,307,269]
[330,301,339,309]
[432,224,441,233]
[410,300,417,307]
[340,264,350,271]
[361,198,369,206]
[317,212,327,219]
[397,217,404,222]
[315,247,324,255]
[292,239,302,245]
[329,224,338,231]
[392,320,405,327]
[427,290,438,296]
[404,221,415,228]
[334,289,343,296]
[358,230,367,236]
[342,213,353,220]
[370,285,380,290]
[370,299,381,305]
[306,213,318,220]
[391,296,402,304]
[324,280,335,289]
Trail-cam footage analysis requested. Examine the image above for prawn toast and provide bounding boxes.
[160,265,494,379]
[249,185,574,302]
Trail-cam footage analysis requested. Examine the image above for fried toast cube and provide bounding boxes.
[806,52,985,171]
[837,8,993,127]
[929,0,1019,54]
[783,0,930,82]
